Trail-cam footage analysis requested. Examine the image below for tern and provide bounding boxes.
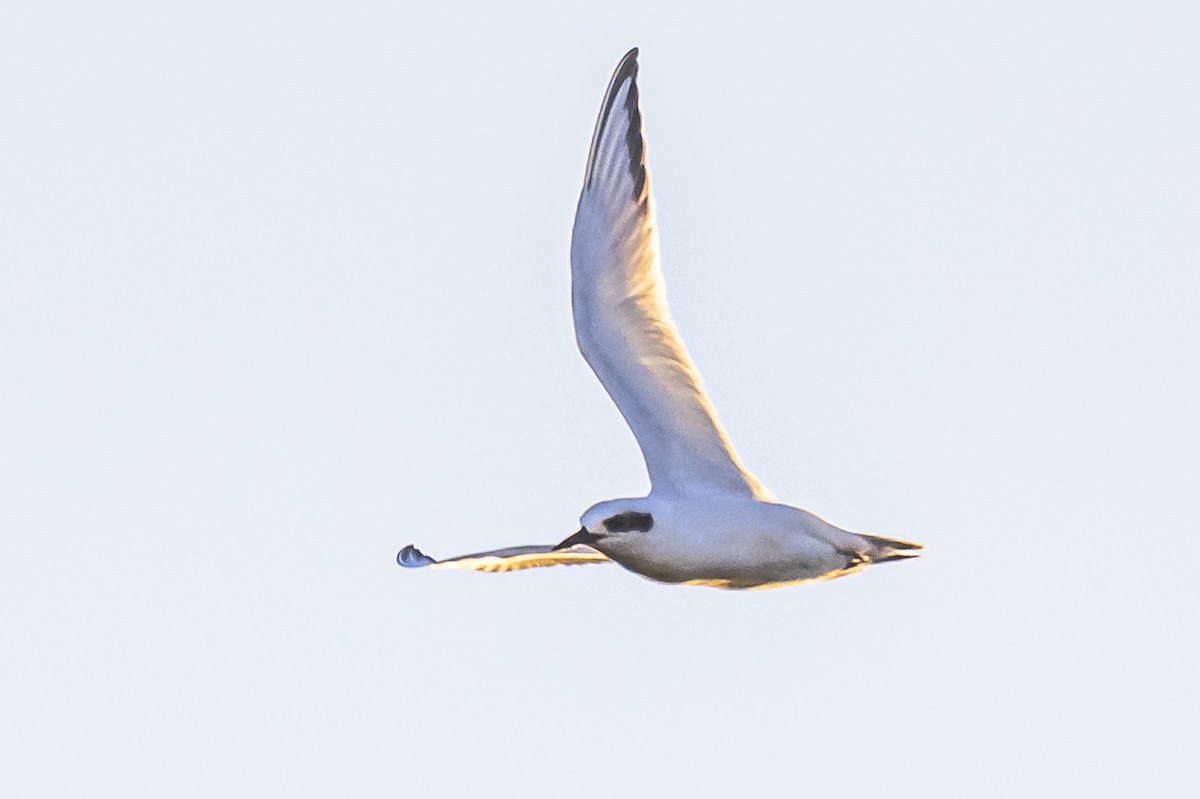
[397,49,922,589]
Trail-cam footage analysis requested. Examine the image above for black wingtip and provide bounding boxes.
[611,47,640,94]
[583,48,646,192]
[397,545,437,568]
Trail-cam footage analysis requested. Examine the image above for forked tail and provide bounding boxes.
[860,533,925,565]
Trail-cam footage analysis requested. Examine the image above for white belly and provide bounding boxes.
[604,497,859,589]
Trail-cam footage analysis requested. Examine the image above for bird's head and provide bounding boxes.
[553,498,656,555]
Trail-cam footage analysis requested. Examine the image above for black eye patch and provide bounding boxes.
[602,511,654,533]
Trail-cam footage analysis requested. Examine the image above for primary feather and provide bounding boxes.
[571,48,770,500]
[396,544,609,573]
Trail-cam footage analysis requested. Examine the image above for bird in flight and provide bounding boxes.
[398,49,922,589]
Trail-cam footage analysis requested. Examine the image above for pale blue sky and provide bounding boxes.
[2,2,1197,796]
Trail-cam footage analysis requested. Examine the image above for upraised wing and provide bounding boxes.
[396,544,609,573]
[571,49,770,499]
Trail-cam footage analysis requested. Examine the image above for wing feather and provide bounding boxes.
[396,544,609,573]
[571,49,769,498]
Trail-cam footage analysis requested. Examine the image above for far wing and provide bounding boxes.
[571,49,770,499]
[396,544,609,573]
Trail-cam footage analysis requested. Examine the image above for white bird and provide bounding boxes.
[397,48,922,589]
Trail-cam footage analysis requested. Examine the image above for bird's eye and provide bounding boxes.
[602,512,654,533]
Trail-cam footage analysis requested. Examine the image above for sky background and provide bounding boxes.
[2,2,1198,796]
